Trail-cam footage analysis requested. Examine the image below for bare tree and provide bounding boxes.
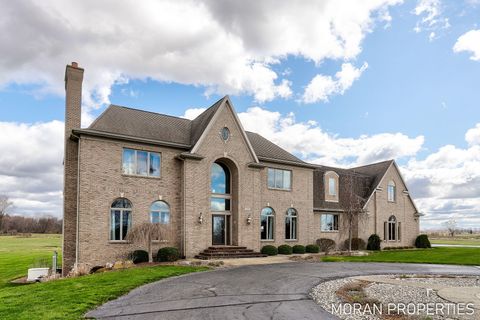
[443,219,457,237]
[339,174,367,253]
[125,222,172,262]
[0,195,13,231]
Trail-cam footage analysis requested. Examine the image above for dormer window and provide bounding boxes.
[387,181,396,202]
[324,171,339,202]
[328,178,336,196]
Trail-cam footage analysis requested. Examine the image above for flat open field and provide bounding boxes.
[429,235,480,246]
[0,234,206,320]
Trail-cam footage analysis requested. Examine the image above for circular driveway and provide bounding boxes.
[86,262,480,319]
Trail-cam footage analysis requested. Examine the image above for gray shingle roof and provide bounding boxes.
[351,160,393,191]
[84,97,306,166]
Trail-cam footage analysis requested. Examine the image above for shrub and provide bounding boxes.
[129,250,149,264]
[343,238,367,251]
[261,245,278,256]
[156,247,180,262]
[277,244,293,255]
[292,245,306,254]
[317,238,336,254]
[305,244,320,253]
[367,234,381,251]
[415,234,431,248]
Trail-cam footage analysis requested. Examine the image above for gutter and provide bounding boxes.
[257,156,317,169]
[72,129,192,150]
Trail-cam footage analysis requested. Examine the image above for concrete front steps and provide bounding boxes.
[195,246,267,260]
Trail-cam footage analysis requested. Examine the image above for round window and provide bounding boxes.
[221,127,230,141]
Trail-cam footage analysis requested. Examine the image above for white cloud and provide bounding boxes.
[465,123,480,146]
[413,0,450,37]
[0,0,401,122]
[182,108,207,120]
[453,29,480,61]
[302,62,368,103]
[0,121,64,217]
[235,106,422,166]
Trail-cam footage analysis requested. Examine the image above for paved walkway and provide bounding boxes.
[86,262,480,319]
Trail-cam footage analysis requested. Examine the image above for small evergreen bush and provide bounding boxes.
[305,244,320,253]
[277,244,293,255]
[156,247,180,262]
[367,234,381,251]
[129,250,149,264]
[292,245,306,254]
[415,234,431,248]
[261,245,278,256]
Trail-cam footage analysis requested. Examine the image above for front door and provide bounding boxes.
[212,215,230,245]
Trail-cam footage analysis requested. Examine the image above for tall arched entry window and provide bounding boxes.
[386,215,400,241]
[211,161,231,245]
[150,201,170,224]
[261,207,275,240]
[110,198,132,240]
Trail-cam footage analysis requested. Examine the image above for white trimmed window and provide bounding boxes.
[267,168,292,190]
[321,213,339,231]
[261,207,275,240]
[150,201,170,224]
[384,215,401,241]
[122,148,161,177]
[387,181,396,202]
[285,208,297,240]
[110,198,132,240]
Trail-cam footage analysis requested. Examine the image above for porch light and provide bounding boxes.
[246,215,252,225]
[198,212,204,224]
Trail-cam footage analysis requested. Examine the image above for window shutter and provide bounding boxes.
[397,222,401,242]
[384,222,387,240]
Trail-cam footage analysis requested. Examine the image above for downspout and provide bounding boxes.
[75,135,81,266]
[180,158,187,258]
[374,191,377,234]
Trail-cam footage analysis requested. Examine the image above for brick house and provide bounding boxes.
[62,63,421,274]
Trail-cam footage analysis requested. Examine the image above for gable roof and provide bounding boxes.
[351,160,393,192]
[78,96,309,167]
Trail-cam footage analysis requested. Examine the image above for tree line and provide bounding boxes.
[0,195,62,234]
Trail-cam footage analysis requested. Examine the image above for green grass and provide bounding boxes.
[430,238,480,246]
[0,234,207,320]
[322,247,480,265]
[0,234,62,288]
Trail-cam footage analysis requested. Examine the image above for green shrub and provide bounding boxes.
[415,234,431,248]
[367,234,381,251]
[129,250,149,264]
[316,238,336,253]
[277,244,293,255]
[156,247,180,262]
[343,238,367,251]
[305,244,320,253]
[292,245,306,254]
[261,245,278,256]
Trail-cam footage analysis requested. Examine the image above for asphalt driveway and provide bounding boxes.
[86,262,480,319]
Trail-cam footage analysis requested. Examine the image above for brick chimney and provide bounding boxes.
[63,62,84,275]
[64,62,84,135]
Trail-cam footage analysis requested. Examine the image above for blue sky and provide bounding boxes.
[0,0,479,229]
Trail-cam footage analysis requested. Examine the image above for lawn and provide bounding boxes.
[322,247,480,265]
[0,234,62,288]
[430,238,480,246]
[0,234,207,320]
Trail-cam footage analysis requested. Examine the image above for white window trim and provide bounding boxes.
[122,148,161,178]
[267,168,292,191]
[261,209,275,240]
[285,209,298,240]
[320,213,339,232]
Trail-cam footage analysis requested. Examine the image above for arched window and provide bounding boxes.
[261,207,275,240]
[285,208,297,240]
[210,162,231,211]
[110,198,132,240]
[388,215,397,241]
[387,181,396,202]
[150,201,170,224]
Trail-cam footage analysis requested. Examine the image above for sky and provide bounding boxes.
[0,0,479,230]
